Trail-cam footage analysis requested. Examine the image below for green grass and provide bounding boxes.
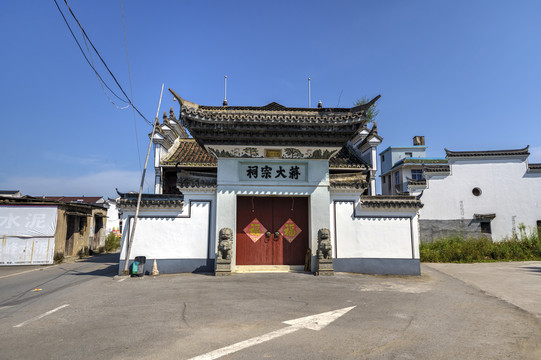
[420,225,541,263]
[105,232,121,252]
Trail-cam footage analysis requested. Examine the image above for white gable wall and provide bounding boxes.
[420,158,541,240]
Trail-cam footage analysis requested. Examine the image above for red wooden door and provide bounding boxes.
[236,196,308,265]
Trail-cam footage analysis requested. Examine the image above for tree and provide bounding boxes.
[354,96,379,123]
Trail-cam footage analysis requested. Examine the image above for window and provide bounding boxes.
[395,171,400,184]
[481,222,491,234]
[405,152,413,157]
[382,176,386,184]
[472,187,482,196]
[411,169,423,180]
[382,154,385,162]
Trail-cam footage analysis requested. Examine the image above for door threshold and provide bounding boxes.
[235,265,305,273]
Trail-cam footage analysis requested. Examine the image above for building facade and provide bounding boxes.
[380,141,541,242]
[0,196,108,265]
[117,91,422,275]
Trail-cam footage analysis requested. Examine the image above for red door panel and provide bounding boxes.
[236,197,273,265]
[236,196,308,266]
[274,197,308,265]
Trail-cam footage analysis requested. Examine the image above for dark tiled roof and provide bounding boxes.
[445,146,529,158]
[406,178,427,186]
[329,172,368,190]
[391,158,447,169]
[359,195,423,209]
[329,146,368,169]
[163,139,217,167]
[170,89,380,147]
[528,163,541,171]
[423,165,450,173]
[117,193,184,209]
[474,213,496,220]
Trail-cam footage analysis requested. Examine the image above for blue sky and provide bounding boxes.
[1,1,540,198]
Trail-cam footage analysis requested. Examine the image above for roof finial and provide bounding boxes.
[318,100,322,108]
[223,75,228,107]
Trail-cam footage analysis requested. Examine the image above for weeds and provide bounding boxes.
[421,225,541,263]
[105,231,121,252]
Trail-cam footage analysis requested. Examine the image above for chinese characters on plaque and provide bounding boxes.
[240,163,306,181]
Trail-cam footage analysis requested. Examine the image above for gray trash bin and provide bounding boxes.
[131,256,146,277]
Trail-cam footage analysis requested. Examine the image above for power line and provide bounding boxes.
[53,0,153,126]
[81,29,130,110]
[53,0,130,105]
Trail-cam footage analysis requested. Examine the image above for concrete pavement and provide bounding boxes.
[424,261,541,318]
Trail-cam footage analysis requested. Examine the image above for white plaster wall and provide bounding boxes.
[119,199,212,261]
[420,158,541,240]
[331,198,419,259]
[105,200,120,233]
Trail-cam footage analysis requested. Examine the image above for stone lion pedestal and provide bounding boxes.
[316,228,334,276]
[216,228,233,276]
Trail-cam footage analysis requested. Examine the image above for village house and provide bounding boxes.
[380,140,541,241]
[117,90,423,276]
[0,195,108,265]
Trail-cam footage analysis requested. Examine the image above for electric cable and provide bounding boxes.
[53,0,130,105]
[61,0,152,126]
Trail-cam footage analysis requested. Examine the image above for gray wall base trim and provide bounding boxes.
[118,259,214,275]
[334,258,420,275]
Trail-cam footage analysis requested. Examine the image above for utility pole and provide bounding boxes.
[122,84,164,275]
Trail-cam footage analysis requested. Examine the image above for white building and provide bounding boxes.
[117,91,423,276]
[381,141,541,241]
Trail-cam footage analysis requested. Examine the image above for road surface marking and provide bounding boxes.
[187,306,356,360]
[0,267,49,280]
[13,304,70,328]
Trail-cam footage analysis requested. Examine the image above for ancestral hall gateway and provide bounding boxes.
[117,90,423,275]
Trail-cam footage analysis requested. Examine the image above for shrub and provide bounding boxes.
[421,226,541,263]
[105,231,121,252]
[54,251,64,264]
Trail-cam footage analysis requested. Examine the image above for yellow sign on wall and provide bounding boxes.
[265,149,282,158]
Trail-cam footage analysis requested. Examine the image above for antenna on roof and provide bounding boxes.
[223,75,228,106]
[308,77,311,108]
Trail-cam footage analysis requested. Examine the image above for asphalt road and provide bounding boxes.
[1,258,540,360]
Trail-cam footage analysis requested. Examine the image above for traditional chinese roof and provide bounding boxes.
[329,172,368,190]
[528,163,541,172]
[170,89,380,147]
[162,138,217,167]
[329,145,369,169]
[445,146,530,158]
[359,195,423,209]
[474,213,496,220]
[44,196,105,204]
[0,196,105,210]
[116,193,184,209]
[406,178,427,187]
[389,158,447,171]
[423,164,451,173]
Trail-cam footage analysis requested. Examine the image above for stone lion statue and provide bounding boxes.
[317,228,332,260]
[217,228,233,260]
